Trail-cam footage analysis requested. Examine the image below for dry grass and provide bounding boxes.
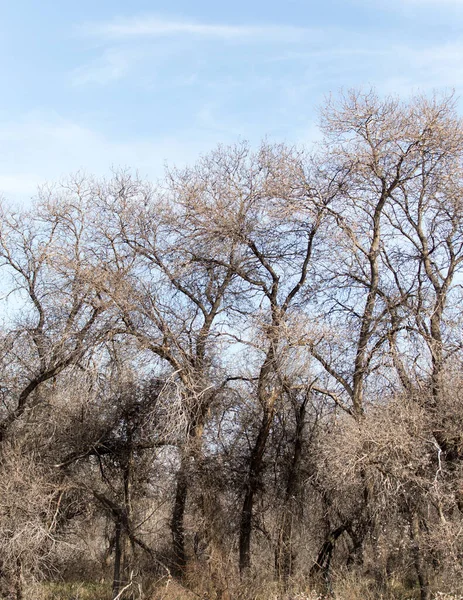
[26,578,463,600]
[28,582,112,600]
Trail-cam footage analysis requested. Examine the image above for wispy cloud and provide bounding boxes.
[72,48,134,85]
[352,0,463,13]
[385,41,463,89]
[73,14,325,86]
[80,15,313,43]
[0,113,229,202]
[355,0,463,5]
[400,0,463,3]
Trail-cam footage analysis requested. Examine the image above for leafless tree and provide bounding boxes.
[0,90,463,600]
[0,187,113,443]
[164,142,332,573]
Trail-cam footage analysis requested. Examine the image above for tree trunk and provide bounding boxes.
[14,557,22,600]
[275,512,293,585]
[275,395,308,584]
[171,459,188,574]
[310,524,347,590]
[122,444,133,587]
[239,403,275,574]
[170,415,206,575]
[112,520,123,599]
[410,512,430,600]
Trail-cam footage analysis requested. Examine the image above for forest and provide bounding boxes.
[1,90,463,600]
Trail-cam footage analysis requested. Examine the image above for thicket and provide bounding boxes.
[1,91,463,600]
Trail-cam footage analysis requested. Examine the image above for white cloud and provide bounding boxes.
[0,113,222,204]
[80,15,313,43]
[351,0,463,13]
[73,15,324,86]
[382,41,463,90]
[400,0,463,3]
[356,0,463,5]
[0,175,39,198]
[72,48,133,85]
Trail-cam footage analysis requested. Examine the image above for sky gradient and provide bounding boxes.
[0,0,462,202]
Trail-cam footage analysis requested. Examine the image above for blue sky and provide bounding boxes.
[0,0,462,202]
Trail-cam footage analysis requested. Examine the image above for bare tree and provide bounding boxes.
[0,90,462,599]
[0,188,113,444]
[89,171,238,574]
[164,142,331,573]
